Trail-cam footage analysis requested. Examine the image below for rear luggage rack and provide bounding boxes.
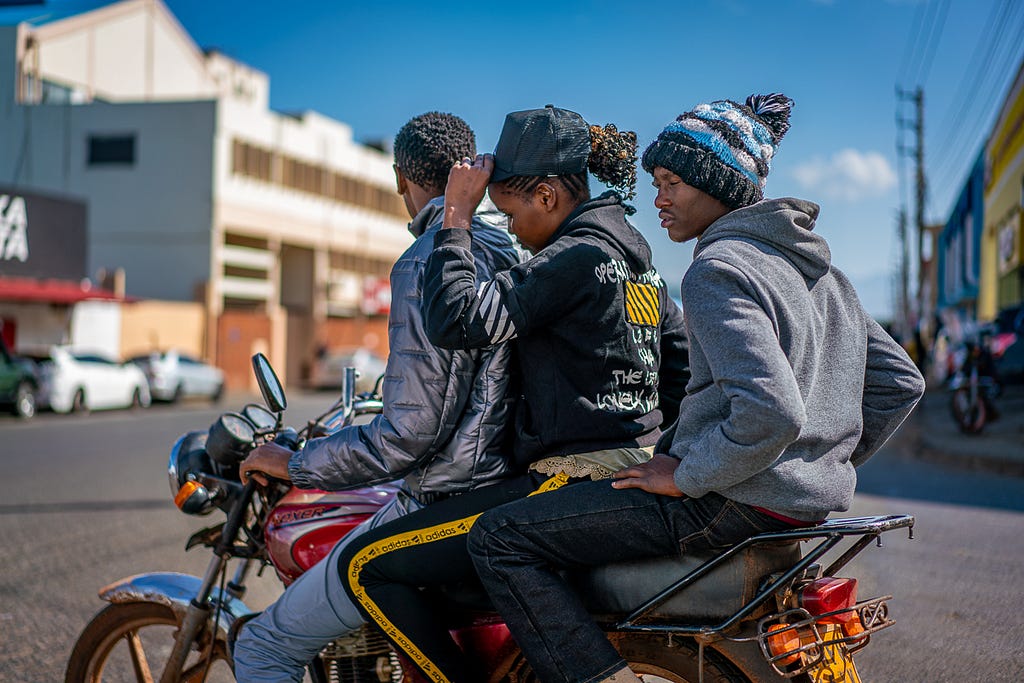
[613,514,914,636]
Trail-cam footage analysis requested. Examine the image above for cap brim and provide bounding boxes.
[490,160,514,183]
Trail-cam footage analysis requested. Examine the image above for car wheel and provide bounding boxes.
[13,382,35,419]
[211,382,224,403]
[71,388,88,414]
[131,387,145,410]
[171,383,184,404]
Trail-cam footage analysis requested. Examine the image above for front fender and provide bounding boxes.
[99,572,256,638]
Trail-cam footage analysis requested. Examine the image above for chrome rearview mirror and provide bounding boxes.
[251,353,287,412]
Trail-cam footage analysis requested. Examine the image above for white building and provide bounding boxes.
[0,0,411,388]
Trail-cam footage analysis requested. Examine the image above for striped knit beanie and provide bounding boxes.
[642,93,793,209]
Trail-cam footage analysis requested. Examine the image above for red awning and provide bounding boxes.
[0,276,122,304]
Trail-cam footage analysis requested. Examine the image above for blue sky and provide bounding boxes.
[7,0,1023,320]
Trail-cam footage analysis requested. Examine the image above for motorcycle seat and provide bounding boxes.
[443,541,801,624]
[571,540,802,622]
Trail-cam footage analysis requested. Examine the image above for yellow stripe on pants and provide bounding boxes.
[345,472,571,683]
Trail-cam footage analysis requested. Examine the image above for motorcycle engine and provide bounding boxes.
[320,626,402,683]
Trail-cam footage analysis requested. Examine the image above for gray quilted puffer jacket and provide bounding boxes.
[288,196,522,498]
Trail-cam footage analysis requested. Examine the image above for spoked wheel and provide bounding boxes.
[65,602,234,683]
[498,634,748,683]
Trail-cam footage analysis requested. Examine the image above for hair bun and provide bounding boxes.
[745,93,793,142]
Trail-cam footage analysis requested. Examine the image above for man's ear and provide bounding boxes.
[535,181,558,213]
[393,164,408,195]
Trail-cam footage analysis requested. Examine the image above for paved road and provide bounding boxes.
[1,395,1022,682]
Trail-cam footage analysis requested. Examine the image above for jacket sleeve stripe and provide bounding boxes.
[475,280,519,345]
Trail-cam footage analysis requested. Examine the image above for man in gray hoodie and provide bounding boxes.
[467,94,926,683]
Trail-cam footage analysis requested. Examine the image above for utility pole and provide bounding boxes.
[896,86,927,334]
[896,208,910,338]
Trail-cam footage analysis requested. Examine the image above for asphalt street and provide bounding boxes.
[0,391,1022,682]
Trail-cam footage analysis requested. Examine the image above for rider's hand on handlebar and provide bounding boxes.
[240,442,296,486]
[611,453,686,497]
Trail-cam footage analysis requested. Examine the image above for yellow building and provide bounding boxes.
[981,60,1024,320]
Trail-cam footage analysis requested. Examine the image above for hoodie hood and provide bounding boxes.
[408,194,506,239]
[695,197,829,280]
[408,196,444,239]
[551,191,653,271]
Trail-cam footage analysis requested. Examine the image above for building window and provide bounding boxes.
[229,137,407,219]
[88,135,136,165]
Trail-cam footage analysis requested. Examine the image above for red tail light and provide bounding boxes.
[799,577,858,624]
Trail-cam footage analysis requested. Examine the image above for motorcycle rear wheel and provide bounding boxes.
[65,602,234,683]
[500,634,749,683]
[952,388,987,434]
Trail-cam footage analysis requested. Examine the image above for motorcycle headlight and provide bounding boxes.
[167,430,212,502]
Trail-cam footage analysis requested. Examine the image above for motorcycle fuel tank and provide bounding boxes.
[265,484,396,584]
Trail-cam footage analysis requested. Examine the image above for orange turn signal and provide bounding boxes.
[174,480,204,510]
[767,623,817,666]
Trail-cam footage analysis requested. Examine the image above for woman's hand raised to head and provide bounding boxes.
[443,154,493,230]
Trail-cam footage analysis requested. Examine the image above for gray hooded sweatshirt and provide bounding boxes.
[659,198,925,521]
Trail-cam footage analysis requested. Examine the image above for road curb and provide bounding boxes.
[909,429,1024,478]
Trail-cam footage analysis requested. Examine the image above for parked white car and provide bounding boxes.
[308,347,386,393]
[129,350,224,403]
[32,347,151,413]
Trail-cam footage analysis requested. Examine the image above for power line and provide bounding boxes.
[898,0,931,86]
[928,0,1024,213]
[913,0,951,86]
[933,41,1024,203]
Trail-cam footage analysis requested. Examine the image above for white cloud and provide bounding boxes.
[790,149,897,201]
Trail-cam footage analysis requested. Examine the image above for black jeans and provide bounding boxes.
[467,481,800,683]
[336,471,571,683]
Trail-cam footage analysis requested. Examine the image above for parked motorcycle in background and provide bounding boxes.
[948,333,1001,434]
[66,354,915,683]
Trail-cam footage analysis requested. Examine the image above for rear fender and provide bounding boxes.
[99,572,255,638]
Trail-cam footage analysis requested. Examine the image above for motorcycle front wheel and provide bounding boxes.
[65,602,234,683]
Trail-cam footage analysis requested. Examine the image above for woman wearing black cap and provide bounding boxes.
[333,105,690,683]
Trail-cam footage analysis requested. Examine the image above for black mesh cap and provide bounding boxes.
[491,105,591,183]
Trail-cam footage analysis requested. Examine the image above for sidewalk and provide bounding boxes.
[906,382,1024,477]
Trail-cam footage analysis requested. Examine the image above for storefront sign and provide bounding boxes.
[997,213,1020,276]
[361,276,391,315]
[0,187,87,280]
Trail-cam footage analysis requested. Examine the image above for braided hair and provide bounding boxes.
[394,112,476,196]
[501,123,638,208]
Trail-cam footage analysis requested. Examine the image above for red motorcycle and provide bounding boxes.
[66,354,914,683]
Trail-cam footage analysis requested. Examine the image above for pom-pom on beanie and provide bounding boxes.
[642,93,793,209]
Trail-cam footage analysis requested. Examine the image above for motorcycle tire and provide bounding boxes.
[952,388,987,434]
[500,634,750,683]
[65,602,233,683]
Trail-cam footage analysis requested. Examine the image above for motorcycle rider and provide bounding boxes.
[335,105,690,683]
[233,112,522,682]
[467,94,927,683]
